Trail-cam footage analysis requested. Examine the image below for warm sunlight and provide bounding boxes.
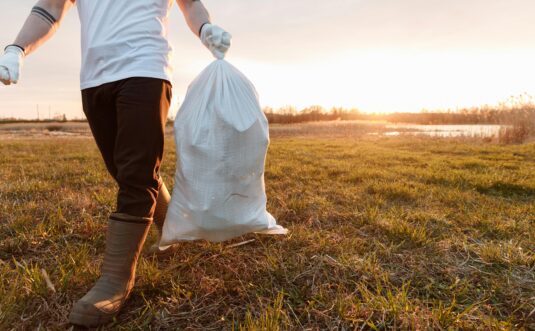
[234,50,535,113]
[1,0,534,328]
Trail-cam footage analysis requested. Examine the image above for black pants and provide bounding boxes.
[82,77,172,219]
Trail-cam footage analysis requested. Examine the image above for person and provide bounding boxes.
[0,0,231,327]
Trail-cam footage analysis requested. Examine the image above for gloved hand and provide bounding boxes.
[0,46,25,85]
[200,23,232,60]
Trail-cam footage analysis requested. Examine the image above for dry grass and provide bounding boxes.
[0,132,534,330]
[498,124,533,144]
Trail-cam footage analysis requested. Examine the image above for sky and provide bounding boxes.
[1,0,535,119]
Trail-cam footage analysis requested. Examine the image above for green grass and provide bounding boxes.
[0,135,534,330]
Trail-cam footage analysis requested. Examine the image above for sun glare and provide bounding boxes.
[233,49,535,113]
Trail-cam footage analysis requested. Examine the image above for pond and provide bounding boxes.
[383,124,505,138]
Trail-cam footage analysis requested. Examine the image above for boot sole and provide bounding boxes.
[68,309,116,328]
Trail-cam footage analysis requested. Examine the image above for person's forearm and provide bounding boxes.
[11,0,73,55]
[177,0,211,37]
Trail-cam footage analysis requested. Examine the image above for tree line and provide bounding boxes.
[264,95,535,127]
[264,105,535,126]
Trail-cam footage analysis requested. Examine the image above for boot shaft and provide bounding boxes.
[102,213,152,280]
[153,182,171,232]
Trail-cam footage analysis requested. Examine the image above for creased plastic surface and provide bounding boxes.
[160,60,287,245]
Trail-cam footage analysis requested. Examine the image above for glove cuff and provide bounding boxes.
[199,22,212,40]
[5,45,25,58]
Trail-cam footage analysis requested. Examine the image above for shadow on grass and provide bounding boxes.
[476,181,535,199]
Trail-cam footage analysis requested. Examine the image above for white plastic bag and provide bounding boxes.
[160,60,287,245]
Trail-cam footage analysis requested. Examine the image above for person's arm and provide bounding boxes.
[176,0,232,60]
[176,0,211,37]
[0,0,75,85]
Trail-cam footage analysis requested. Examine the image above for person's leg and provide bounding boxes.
[69,78,172,327]
[80,79,171,229]
[81,77,172,254]
[113,77,171,219]
[113,77,173,254]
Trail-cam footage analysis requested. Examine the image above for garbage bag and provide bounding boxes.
[160,59,287,245]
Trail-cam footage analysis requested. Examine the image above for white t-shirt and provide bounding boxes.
[76,0,174,90]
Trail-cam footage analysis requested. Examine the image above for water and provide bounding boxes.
[383,124,505,138]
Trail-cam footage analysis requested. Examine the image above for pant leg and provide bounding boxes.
[81,82,119,179]
[113,77,172,219]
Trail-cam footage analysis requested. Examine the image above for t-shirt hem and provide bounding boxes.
[80,71,173,90]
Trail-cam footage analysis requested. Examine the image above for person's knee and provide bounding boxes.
[115,166,161,218]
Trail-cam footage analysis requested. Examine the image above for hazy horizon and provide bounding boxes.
[2,0,535,119]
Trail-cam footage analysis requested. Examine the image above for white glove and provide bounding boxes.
[0,46,25,85]
[200,23,232,60]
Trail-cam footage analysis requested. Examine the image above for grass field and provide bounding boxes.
[0,131,534,330]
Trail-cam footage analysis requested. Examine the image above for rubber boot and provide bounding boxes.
[148,182,175,254]
[68,213,151,327]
